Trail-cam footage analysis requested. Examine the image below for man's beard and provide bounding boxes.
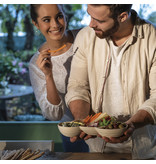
[94,19,119,39]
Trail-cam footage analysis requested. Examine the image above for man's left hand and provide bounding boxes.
[99,122,135,143]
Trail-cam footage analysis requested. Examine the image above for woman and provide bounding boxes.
[29,4,88,152]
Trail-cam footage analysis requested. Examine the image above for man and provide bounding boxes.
[65,4,156,159]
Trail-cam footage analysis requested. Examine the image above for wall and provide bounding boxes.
[0,121,63,152]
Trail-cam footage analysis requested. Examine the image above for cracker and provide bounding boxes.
[15,148,25,160]
[27,151,45,160]
[1,150,8,160]
[2,150,16,160]
[11,148,25,160]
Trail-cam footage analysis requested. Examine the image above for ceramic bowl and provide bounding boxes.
[57,122,81,137]
[95,124,128,138]
[79,126,98,136]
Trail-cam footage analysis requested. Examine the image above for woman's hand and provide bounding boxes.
[36,49,52,76]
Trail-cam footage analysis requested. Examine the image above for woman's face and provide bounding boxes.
[34,4,66,41]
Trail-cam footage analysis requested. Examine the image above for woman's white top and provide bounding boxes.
[29,44,74,122]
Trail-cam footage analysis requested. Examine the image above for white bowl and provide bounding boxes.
[79,126,98,136]
[95,125,128,138]
[58,123,81,137]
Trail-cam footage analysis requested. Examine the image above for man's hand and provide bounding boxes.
[70,131,96,142]
[99,109,154,144]
[99,122,135,143]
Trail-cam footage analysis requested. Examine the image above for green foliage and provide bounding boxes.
[64,4,86,29]
[0,52,27,76]
[148,12,156,24]
[13,48,37,62]
[0,4,29,33]
[137,5,156,25]
[138,4,151,19]
[0,49,36,87]
[71,4,82,11]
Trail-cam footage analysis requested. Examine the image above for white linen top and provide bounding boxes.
[103,38,129,116]
[29,44,74,122]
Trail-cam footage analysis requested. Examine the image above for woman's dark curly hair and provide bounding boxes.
[30,4,65,23]
[30,5,41,23]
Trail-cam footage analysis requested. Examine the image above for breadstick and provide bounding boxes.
[34,150,40,155]
[11,148,25,160]
[11,149,21,160]
[20,152,35,160]
[18,148,31,159]
[27,151,45,160]
[15,148,25,160]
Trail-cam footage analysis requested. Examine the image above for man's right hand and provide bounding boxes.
[70,131,96,142]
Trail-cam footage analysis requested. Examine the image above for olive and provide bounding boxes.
[113,123,118,129]
[108,124,113,129]
[119,124,124,129]
[109,121,113,125]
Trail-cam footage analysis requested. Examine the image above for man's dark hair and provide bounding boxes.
[91,4,132,20]
[106,4,132,19]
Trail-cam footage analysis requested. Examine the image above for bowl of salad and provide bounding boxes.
[58,121,84,137]
[81,113,128,138]
[95,115,128,137]
[79,113,108,136]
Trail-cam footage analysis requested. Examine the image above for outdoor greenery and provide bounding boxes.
[0,4,85,85]
[0,4,155,121]
[138,4,156,24]
[0,4,85,51]
[0,4,86,121]
[0,51,28,87]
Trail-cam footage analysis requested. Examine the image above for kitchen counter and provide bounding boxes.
[38,152,132,160]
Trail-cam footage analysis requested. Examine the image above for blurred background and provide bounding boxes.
[0,4,156,121]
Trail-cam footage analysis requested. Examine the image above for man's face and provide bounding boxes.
[87,5,119,38]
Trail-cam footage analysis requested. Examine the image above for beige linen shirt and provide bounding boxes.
[66,11,156,159]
